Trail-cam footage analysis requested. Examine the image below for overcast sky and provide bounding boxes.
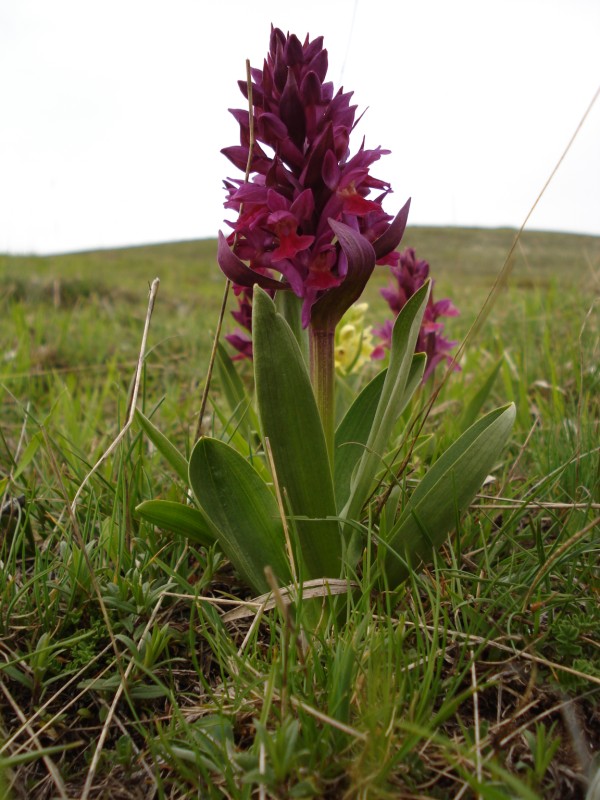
[1,0,599,255]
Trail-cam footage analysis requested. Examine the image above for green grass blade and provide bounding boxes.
[252,286,342,580]
[135,499,216,547]
[460,355,504,431]
[189,436,291,594]
[384,403,516,585]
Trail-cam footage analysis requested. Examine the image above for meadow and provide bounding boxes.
[0,226,599,799]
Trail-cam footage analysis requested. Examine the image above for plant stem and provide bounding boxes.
[309,326,335,462]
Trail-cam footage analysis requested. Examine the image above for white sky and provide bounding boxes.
[1,0,599,255]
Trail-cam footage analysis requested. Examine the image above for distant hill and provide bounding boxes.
[2,227,598,306]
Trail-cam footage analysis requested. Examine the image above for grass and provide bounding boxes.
[1,226,599,799]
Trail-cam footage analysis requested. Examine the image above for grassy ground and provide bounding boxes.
[0,227,599,799]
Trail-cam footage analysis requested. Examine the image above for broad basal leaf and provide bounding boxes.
[253,286,342,580]
[189,436,291,594]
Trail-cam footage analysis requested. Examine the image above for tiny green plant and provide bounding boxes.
[136,26,515,606]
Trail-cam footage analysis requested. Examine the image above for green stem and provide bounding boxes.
[309,326,335,462]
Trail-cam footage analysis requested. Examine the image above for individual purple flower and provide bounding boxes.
[218,25,410,331]
[225,284,276,360]
[225,286,253,360]
[373,247,460,380]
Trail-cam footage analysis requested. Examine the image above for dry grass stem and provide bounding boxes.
[522,514,600,609]
[195,58,256,442]
[222,578,358,623]
[0,681,70,800]
[70,277,160,514]
[80,546,188,800]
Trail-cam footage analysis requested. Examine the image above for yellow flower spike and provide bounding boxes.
[334,304,375,376]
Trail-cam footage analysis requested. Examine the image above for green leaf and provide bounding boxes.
[253,286,342,580]
[135,499,216,547]
[334,353,426,514]
[215,341,260,436]
[275,290,309,365]
[383,403,516,585]
[135,409,188,484]
[334,369,387,513]
[341,283,431,536]
[12,431,43,480]
[209,399,271,484]
[189,436,291,594]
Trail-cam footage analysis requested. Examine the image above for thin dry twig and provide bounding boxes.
[401,619,600,688]
[379,82,600,510]
[522,514,600,609]
[499,413,540,495]
[0,643,114,757]
[70,277,160,515]
[470,651,483,797]
[472,500,600,511]
[80,546,188,800]
[222,578,358,623]
[236,595,271,659]
[0,681,70,800]
[98,698,157,787]
[218,629,367,741]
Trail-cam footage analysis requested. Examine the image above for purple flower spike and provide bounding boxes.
[220,25,409,329]
[374,247,460,381]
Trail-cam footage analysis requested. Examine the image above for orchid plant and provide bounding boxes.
[136,26,515,604]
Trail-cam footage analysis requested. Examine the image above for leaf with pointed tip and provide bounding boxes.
[334,352,425,514]
[215,341,260,437]
[135,500,215,547]
[135,409,188,484]
[341,282,431,538]
[209,400,271,484]
[253,286,342,579]
[383,403,516,585]
[189,436,291,594]
[334,370,387,513]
